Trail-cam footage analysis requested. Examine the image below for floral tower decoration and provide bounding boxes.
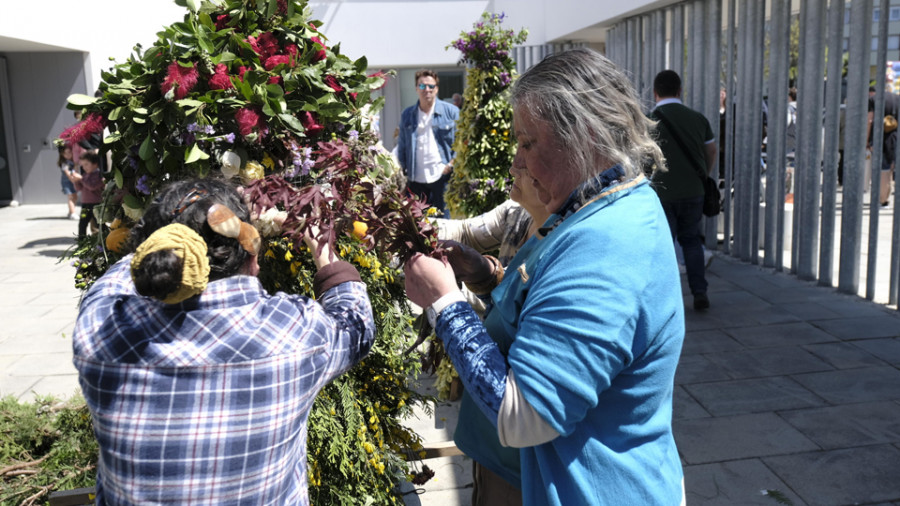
[58,0,443,503]
[445,12,527,218]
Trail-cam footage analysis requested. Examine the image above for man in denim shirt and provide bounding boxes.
[396,69,459,218]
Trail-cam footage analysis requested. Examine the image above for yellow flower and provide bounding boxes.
[240,161,265,184]
[262,153,275,170]
[491,129,497,135]
[364,442,375,454]
[284,250,293,261]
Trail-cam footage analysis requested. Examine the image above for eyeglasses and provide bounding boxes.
[417,84,437,90]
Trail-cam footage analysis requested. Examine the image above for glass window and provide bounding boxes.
[843,38,849,51]
[890,35,900,50]
[845,8,850,24]
[873,37,879,51]
[874,8,880,22]
[891,7,900,20]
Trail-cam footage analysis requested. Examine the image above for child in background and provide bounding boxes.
[68,151,103,239]
[57,145,78,220]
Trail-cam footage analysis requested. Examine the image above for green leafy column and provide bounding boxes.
[57,0,440,503]
[445,13,527,218]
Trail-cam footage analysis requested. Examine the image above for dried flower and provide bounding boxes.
[161,62,199,100]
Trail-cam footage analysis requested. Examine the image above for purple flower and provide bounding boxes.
[486,178,495,187]
[349,130,359,140]
[187,122,199,133]
[224,132,236,144]
[136,175,151,195]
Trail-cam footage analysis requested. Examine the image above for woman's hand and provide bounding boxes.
[404,253,459,309]
[441,240,494,285]
[302,224,333,270]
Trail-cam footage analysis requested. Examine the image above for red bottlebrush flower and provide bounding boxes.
[299,111,324,136]
[235,106,268,138]
[310,36,327,62]
[285,44,298,58]
[237,66,249,81]
[349,92,358,101]
[277,0,287,14]
[324,75,343,93]
[264,55,291,71]
[215,14,230,31]
[161,62,199,100]
[268,76,283,86]
[59,113,107,146]
[208,64,233,90]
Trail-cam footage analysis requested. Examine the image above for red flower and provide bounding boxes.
[324,75,343,93]
[208,64,233,90]
[268,76,283,86]
[215,14,230,31]
[368,70,389,90]
[264,55,291,71]
[236,107,268,138]
[299,111,324,136]
[310,36,327,62]
[248,32,279,60]
[349,92,358,101]
[59,113,106,146]
[237,66,249,81]
[277,0,287,14]
[161,62,199,100]
[285,44,298,58]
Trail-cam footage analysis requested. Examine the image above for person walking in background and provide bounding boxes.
[882,114,896,206]
[649,69,717,311]
[452,92,464,109]
[404,48,686,505]
[395,69,459,218]
[72,177,374,505]
[68,152,103,239]
[57,145,78,220]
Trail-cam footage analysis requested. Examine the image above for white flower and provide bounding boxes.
[253,207,288,237]
[221,151,241,179]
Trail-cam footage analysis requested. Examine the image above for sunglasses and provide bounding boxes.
[417,84,437,90]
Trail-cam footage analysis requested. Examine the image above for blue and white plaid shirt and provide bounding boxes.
[72,256,374,505]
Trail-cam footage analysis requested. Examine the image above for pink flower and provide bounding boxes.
[236,106,267,138]
[59,113,106,146]
[268,76,283,86]
[264,55,291,71]
[208,64,233,90]
[324,75,343,93]
[310,36,327,62]
[285,44,298,58]
[215,14,230,31]
[299,111,324,136]
[161,62,199,100]
[237,66,249,81]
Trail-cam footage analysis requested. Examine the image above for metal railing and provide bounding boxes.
[604,0,900,309]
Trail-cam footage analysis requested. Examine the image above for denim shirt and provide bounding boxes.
[396,99,459,178]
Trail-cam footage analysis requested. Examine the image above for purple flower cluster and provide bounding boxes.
[187,123,216,134]
[135,175,151,195]
[448,12,525,72]
[288,144,314,177]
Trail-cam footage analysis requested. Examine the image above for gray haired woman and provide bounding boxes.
[404,48,686,505]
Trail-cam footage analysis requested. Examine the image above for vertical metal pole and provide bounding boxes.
[642,14,654,108]
[735,0,750,259]
[795,0,827,280]
[766,0,790,269]
[671,4,685,77]
[632,17,643,90]
[839,0,874,295]
[748,0,766,264]
[704,0,722,250]
[723,0,736,255]
[655,9,667,75]
[867,0,890,300]
[820,0,845,285]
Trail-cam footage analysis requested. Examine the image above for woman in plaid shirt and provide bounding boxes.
[72,178,375,505]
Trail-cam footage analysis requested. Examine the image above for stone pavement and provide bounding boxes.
[2,203,900,506]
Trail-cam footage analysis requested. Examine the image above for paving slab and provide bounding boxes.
[802,341,890,369]
[777,400,900,449]
[723,321,839,348]
[852,337,900,365]
[702,346,834,379]
[684,376,826,416]
[674,413,819,464]
[683,459,807,506]
[790,366,900,405]
[808,315,900,340]
[763,445,900,506]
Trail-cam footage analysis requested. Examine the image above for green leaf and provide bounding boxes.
[67,94,96,107]
[278,113,305,132]
[139,135,154,160]
[144,156,158,175]
[176,99,205,108]
[114,168,124,189]
[108,107,126,121]
[266,0,278,18]
[213,51,236,64]
[123,193,143,210]
[185,143,210,164]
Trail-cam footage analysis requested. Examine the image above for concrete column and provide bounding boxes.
[867,0,890,299]
[766,0,791,269]
[722,0,736,255]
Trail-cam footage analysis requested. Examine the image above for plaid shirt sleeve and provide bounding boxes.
[72,256,375,505]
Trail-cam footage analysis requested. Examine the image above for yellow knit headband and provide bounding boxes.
[131,223,210,304]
